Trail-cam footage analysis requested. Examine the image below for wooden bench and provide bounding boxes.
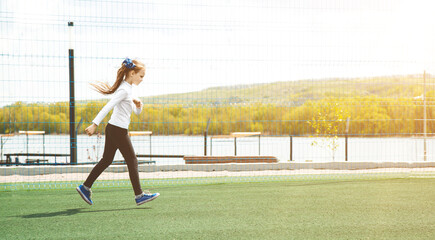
[26,159,49,164]
[3,153,70,165]
[113,160,156,165]
[184,156,278,164]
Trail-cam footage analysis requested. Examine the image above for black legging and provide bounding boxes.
[84,123,142,195]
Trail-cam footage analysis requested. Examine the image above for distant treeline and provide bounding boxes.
[1,93,434,136]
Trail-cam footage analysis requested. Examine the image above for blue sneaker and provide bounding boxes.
[136,192,160,206]
[76,184,93,205]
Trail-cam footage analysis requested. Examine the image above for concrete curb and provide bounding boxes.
[1,162,434,176]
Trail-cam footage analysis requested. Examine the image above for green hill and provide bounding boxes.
[141,74,431,105]
[1,74,434,135]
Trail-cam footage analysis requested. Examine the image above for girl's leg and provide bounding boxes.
[117,131,142,196]
[83,124,117,188]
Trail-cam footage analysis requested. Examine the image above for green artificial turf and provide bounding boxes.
[1,178,434,239]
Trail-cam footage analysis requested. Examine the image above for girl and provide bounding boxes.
[76,58,159,206]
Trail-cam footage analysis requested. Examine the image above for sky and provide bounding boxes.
[1,0,435,106]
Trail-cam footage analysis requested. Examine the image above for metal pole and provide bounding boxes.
[424,71,427,161]
[345,117,350,162]
[345,136,348,162]
[43,133,45,160]
[26,133,28,159]
[258,135,260,156]
[290,135,293,161]
[204,118,210,156]
[68,22,77,164]
[234,137,237,156]
[204,131,207,156]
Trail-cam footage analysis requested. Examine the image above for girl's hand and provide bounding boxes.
[133,99,142,109]
[85,123,97,136]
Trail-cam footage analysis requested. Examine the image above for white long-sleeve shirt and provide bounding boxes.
[92,81,142,129]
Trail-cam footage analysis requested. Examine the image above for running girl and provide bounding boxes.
[76,58,159,206]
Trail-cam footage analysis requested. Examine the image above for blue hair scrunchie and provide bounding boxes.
[122,58,136,69]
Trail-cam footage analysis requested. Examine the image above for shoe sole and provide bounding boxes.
[136,193,160,206]
[76,187,93,205]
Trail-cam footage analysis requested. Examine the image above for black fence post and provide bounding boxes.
[68,22,77,164]
[234,137,237,156]
[345,135,348,162]
[345,117,350,162]
[204,118,210,156]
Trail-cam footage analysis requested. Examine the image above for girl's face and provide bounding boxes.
[130,68,146,86]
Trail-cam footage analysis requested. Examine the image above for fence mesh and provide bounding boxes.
[1,0,435,190]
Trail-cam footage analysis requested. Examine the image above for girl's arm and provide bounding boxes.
[132,98,143,115]
[85,123,97,136]
[85,90,127,136]
[91,89,128,125]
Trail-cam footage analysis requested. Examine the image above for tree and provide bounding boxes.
[307,98,350,161]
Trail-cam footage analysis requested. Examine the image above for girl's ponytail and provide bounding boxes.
[91,58,144,95]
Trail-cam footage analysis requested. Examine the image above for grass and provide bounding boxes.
[1,178,434,239]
